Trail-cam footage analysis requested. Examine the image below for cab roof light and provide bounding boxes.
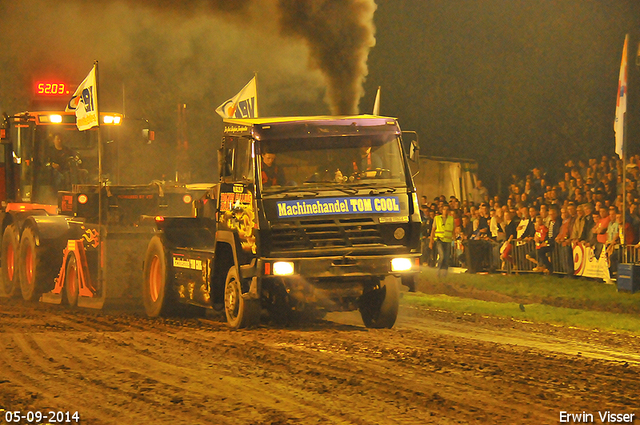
[50,114,63,123]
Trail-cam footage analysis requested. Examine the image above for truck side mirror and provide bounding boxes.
[409,139,419,162]
[402,130,420,178]
[402,131,419,162]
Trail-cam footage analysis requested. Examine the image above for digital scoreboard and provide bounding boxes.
[34,81,71,96]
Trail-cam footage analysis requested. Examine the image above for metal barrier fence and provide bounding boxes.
[623,245,640,264]
[439,239,625,277]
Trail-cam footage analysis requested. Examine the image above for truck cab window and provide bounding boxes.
[234,138,254,182]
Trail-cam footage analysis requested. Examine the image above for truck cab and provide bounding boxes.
[144,115,421,328]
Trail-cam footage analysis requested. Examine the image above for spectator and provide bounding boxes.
[461,214,474,240]
[500,209,519,270]
[555,207,574,275]
[580,203,595,243]
[620,211,636,246]
[490,208,506,241]
[471,179,489,206]
[605,208,621,277]
[526,216,552,273]
[430,205,455,278]
[539,204,550,228]
[605,206,619,248]
[475,203,490,237]
[571,204,586,244]
[420,205,434,266]
[557,180,569,203]
[516,205,535,241]
[593,206,611,258]
[547,205,561,250]
[629,202,640,239]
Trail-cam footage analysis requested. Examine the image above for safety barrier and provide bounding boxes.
[427,239,621,279]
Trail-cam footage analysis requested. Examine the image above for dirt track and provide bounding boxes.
[1,296,639,425]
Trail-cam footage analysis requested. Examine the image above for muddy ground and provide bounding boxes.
[0,294,639,425]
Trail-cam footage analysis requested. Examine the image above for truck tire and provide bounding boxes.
[402,275,416,292]
[224,266,260,329]
[64,255,80,307]
[142,236,171,317]
[359,276,400,329]
[1,225,20,298]
[19,227,55,302]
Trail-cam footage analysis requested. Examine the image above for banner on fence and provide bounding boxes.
[573,243,610,280]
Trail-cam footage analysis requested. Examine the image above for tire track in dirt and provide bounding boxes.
[2,332,245,425]
[0,334,123,425]
[31,329,361,424]
[30,332,255,424]
[252,330,556,423]
[155,327,467,422]
[149,326,549,423]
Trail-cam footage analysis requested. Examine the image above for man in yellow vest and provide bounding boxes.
[429,204,455,278]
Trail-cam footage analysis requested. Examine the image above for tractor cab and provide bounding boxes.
[1,111,123,205]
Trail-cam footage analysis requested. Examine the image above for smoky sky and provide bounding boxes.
[0,0,376,182]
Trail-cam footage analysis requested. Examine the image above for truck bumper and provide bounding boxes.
[257,253,420,280]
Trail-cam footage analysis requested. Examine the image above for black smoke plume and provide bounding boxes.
[277,0,377,115]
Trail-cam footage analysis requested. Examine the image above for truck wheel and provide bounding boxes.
[19,227,55,302]
[402,275,416,292]
[1,225,20,298]
[359,276,400,329]
[224,266,260,329]
[64,255,80,307]
[142,236,171,317]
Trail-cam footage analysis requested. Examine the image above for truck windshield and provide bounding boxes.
[259,134,406,193]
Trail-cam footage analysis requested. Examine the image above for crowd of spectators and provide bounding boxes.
[419,155,640,276]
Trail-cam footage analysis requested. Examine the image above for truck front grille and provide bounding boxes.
[270,217,383,251]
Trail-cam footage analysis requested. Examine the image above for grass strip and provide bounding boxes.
[418,268,640,309]
[403,292,640,334]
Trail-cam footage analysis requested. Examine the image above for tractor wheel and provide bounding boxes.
[64,255,80,307]
[224,266,260,329]
[142,236,172,317]
[19,227,55,302]
[1,225,20,298]
[359,276,400,329]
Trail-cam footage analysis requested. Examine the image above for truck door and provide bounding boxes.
[218,136,257,256]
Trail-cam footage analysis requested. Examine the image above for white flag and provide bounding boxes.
[372,86,381,115]
[66,65,99,131]
[216,76,258,119]
[614,35,628,159]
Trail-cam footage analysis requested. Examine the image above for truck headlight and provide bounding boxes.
[391,257,412,272]
[273,261,295,276]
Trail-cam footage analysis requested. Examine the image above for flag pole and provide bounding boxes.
[622,35,629,263]
[623,110,627,262]
[254,72,259,118]
[94,60,104,289]
[615,35,629,263]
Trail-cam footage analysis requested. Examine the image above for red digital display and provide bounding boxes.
[35,82,70,96]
